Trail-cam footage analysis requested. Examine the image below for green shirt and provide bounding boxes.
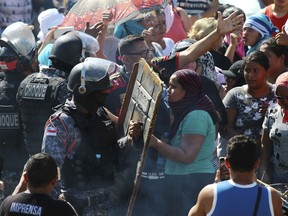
[165,110,215,175]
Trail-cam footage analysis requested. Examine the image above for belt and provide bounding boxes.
[141,172,165,180]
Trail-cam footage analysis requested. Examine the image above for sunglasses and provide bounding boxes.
[275,95,288,100]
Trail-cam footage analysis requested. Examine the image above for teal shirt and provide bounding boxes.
[165,110,215,175]
[38,43,53,67]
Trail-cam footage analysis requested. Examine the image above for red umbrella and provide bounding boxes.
[61,0,169,30]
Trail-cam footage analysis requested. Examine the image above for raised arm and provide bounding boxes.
[178,11,243,69]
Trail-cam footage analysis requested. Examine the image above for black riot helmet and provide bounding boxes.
[0,22,37,73]
[49,31,99,73]
[68,57,114,96]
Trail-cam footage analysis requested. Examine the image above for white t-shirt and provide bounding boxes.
[162,37,175,56]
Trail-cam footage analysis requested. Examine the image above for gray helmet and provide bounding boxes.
[49,31,99,67]
[0,22,36,60]
[68,57,114,95]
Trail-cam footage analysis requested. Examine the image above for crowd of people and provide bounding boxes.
[0,0,287,215]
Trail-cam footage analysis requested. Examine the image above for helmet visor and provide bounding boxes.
[78,57,114,94]
[1,22,35,57]
[83,57,115,82]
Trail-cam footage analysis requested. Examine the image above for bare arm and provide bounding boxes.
[225,33,238,63]
[270,187,284,216]
[84,22,107,59]
[188,184,214,216]
[150,133,205,163]
[176,6,192,32]
[222,108,240,140]
[95,11,114,59]
[259,129,273,183]
[178,11,243,69]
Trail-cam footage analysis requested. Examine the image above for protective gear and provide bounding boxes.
[60,106,118,190]
[0,70,29,199]
[0,22,36,58]
[0,22,36,73]
[0,24,33,174]
[17,31,97,156]
[0,47,18,72]
[68,57,113,95]
[0,76,26,171]
[49,31,99,69]
[17,69,68,155]
[43,99,119,215]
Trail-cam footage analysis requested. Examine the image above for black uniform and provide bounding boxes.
[0,193,77,216]
[0,73,27,170]
[42,100,124,215]
[17,68,69,155]
[0,73,29,199]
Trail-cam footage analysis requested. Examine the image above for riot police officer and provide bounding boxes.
[42,57,131,215]
[0,22,38,198]
[17,31,100,156]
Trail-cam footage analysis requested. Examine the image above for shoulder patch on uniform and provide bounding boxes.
[46,126,57,136]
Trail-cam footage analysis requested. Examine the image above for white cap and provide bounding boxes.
[37,8,65,42]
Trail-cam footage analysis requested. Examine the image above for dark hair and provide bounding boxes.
[215,4,246,22]
[261,37,288,67]
[25,153,57,188]
[226,135,259,172]
[243,50,270,71]
[118,35,145,56]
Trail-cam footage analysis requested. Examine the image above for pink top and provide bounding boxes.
[165,8,187,43]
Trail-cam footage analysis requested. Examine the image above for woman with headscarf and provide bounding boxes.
[243,13,278,55]
[150,69,220,216]
[260,72,288,184]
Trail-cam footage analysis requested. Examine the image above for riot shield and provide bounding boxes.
[117,58,163,216]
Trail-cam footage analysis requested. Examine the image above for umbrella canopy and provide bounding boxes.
[61,0,169,30]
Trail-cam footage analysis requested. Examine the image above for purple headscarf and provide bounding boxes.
[169,69,215,138]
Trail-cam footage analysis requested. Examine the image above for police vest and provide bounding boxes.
[0,75,25,133]
[17,72,67,155]
[0,75,27,170]
[60,106,118,190]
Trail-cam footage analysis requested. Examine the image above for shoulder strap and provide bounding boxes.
[253,186,262,216]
